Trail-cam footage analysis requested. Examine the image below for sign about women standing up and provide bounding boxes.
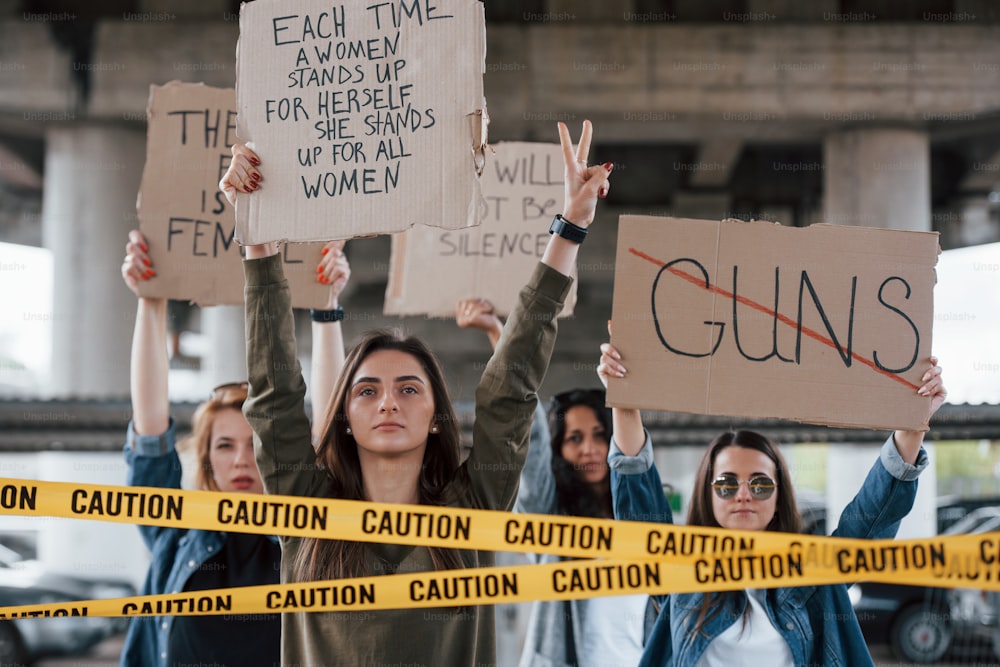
[384,142,576,318]
[607,216,940,431]
[135,81,332,307]
[233,0,487,243]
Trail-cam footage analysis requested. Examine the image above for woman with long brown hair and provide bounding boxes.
[220,120,612,666]
[597,341,947,667]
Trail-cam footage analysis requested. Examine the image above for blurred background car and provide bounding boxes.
[0,543,135,666]
[848,504,1000,664]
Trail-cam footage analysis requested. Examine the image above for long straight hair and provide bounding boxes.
[292,329,468,581]
[686,430,801,636]
[548,389,613,518]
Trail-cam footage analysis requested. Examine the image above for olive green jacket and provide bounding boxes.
[243,253,571,666]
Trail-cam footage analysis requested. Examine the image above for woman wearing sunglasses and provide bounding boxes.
[597,341,947,666]
[219,121,611,666]
[118,231,350,667]
[456,300,646,667]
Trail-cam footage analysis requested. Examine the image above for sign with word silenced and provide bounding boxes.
[608,217,940,431]
[136,82,331,307]
[234,0,487,243]
[384,142,575,317]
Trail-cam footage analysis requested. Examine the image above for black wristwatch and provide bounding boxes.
[310,306,345,323]
[549,214,588,244]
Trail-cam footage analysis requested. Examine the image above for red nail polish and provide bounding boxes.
[250,182,259,190]
[140,244,149,252]
[147,270,156,278]
[251,172,261,181]
[321,247,328,255]
[143,258,151,266]
[250,157,260,166]
[602,162,614,172]
[316,266,323,273]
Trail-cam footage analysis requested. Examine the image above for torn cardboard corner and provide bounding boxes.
[234,0,487,243]
[134,81,332,308]
[607,215,940,432]
[469,106,490,177]
[384,142,575,318]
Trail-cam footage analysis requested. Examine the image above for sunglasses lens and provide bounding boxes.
[749,477,776,499]
[711,477,739,499]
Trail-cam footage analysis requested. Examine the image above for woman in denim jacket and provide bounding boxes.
[597,341,947,667]
[119,230,349,667]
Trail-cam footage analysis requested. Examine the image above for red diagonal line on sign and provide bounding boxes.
[628,247,920,391]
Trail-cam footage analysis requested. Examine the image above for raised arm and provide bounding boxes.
[221,144,324,499]
[310,240,350,442]
[455,299,555,517]
[121,230,169,436]
[597,338,644,456]
[891,356,947,463]
[466,122,612,510]
[540,121,612,278]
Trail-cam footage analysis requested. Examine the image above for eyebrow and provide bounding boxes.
[352,375,426,387]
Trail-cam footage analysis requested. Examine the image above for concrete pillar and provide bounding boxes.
[823,127,936,538]
[824,128,931,230]
[200,304,248,388]
[41,124,144,398]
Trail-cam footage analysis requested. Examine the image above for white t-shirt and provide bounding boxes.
[578,593,648,667]
[695,589,795,666]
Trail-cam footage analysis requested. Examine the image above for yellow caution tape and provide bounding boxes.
[2,477,1000,618]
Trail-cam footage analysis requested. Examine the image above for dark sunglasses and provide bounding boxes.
[711,474,777,500]
[550,388,606,412]
[210,381,248,400]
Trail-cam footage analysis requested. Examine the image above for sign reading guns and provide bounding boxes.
[135,81,330,307]
[607,217,940,431]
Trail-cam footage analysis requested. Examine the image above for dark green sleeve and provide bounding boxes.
[243,253,327,504]
[466,262,572,510]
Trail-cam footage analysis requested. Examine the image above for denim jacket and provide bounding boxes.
[119,419,278,667]
[610,432,928,667]
[517,405,648,667]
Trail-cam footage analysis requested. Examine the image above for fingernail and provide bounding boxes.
[321,247,328,255]
[140,243,149,252]
[143,258,151,266]
[251,172,261,181]
[250,157,260,166]
[598,185,608,199]
[602,162,614,172]
[147,270,156,278]
[316,266,323,273]
[250,182,259,190]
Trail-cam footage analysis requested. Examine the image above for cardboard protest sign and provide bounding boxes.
[608,216,940,431]
[136,81,332,307]
[234,0,487,243]
[384,142,575,317]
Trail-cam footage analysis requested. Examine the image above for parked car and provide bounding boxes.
[849,504,1000,663]
[0,543,135,665]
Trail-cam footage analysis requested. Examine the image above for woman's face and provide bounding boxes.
[209,407,263,494]
[345,349,437,458]
[710,446,778,531]
[559,405,610,485]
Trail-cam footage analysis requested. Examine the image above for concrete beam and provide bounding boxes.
[3,21,999,141]
[688,140,743,188]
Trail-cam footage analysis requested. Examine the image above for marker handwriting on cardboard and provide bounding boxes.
[632,248,921,390]
[261,2,455,204]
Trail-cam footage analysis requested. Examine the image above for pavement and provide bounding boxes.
[34,633,1000,667]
